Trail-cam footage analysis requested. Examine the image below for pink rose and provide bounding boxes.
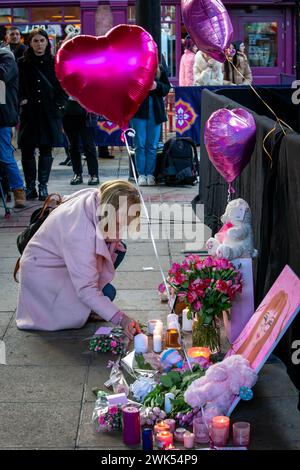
[109,406,118,416]
[193,300,202,312]
[110,340,117,348]
[195,261,203,271]
[174,273,187,285]
[215,280,228,293]
[187,291,197,304]
[169,263,181,275]
[98,414,106,426]
[158,283,166,293]
[204,257,214,268]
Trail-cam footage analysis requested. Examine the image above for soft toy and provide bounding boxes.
[160,349,184,372]
[206,198,258,260]
[184,355,258,414]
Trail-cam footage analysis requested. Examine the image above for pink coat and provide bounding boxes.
[16,188,121,331]
[179,49,196,86]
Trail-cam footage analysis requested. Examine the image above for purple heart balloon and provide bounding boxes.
[204,108,256,183]
[181,0,233,62]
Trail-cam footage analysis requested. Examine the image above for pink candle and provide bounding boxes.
[183,431,195,449]
[156,431,174,449]
[164,419,176,433]
[211,416,230,447]
[122,405,141,446]
[232,422,251,447]
[153,420,170,435]
[193,417,210,444]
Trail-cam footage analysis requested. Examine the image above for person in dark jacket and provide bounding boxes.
[63,98,99,186]
[0,47,26,208]
[18,28,68,201]
[2,27,26,61]
[131,64,171,186]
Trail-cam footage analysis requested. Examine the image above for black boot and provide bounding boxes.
[22,159,38,200]
[38,157,53,201]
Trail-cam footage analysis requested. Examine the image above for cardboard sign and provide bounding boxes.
[226,265,300,415]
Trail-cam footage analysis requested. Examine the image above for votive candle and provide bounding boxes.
[153,334,162,353]
[193,417,210,444]
[183,431,195,449]
[232,422,251,447]
[187,347,211,361]
[153,420,170,435]
[148,319,163,335]
[211,416,230,447]
[122,405,141,446]
[156,431,173,449]
[164,419,176,433]
[174,428,187,442]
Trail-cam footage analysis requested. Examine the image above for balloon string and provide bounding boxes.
[227,183,235,203]
[122,129,174,309]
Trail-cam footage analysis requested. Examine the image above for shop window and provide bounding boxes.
[244,22,278,67]
[64,7,81,23]
[13,8,30,23]
[31,7,63,23]
[0,8,12,24]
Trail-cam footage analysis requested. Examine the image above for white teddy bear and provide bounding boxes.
[206,198,258,260]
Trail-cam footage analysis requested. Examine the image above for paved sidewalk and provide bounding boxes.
[0,149,299,450]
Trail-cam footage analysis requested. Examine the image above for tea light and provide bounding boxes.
[148,320,163,335]
[156,431,173,449]
[134,333,148,353]
[232,422,251,447]
[182,309,193,332]
[183,431,195,449]
[165,444,177,450]
[174,428,187,442]
[164,419,176,433]
[187,347,211,361]
[193,417,210,444]
[153,420,170,435]
[153,334,162,353]
[165,329,181,348]
[211,416,230,447]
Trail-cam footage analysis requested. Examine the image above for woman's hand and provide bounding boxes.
[120,315,141,340]
[150,81,157,91]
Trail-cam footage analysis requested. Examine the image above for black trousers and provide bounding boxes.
[21,145,52,161]
[63,115,98,177]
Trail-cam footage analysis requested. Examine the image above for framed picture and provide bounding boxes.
[225,264,300,415]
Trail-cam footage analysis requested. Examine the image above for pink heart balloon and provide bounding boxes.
[181,0,233,62]
[204,108,256,183]
[55,25,158,129]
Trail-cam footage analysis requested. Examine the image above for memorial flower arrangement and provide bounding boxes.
[161,256,243,351]
[89,327,125,355]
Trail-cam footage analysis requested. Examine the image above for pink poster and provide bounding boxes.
[226,265,300,415]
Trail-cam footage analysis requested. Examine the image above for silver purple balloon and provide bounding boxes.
[181,0,233,62]
[204,108,256,183]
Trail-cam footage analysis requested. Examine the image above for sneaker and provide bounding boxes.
[138,175,147,186]
[70,174,83,185]
[13,188,26,208]
[147,175,156,186]
[88,176,100,186]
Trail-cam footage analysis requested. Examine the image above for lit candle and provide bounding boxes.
[153,420,170,435]
[156,431,173,449]
[232,422,251,447]
[182,309,193,332]
[122,405,141,446]
[183,431,195,449]
[165,443,177,450]
[174,428,187,442]
[134,333,148,353]
[164,419,176,433]
[193,417,210,444]
[165,329,181,348]
[153,334,162,353]
[187,347,211,361]
[148,320,163,335]
[211,416,230,447]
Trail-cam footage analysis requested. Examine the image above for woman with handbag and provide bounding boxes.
[18,28,68,201]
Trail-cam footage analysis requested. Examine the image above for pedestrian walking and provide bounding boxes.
[0,47,26,208]
[18,28,68,201]
[223,41,253,85]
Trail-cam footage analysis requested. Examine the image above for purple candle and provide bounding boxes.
[122,405,141,446]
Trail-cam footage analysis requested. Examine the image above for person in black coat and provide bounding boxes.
[2,27,26,61]
[131,64,171,186]
[18,28,68,201]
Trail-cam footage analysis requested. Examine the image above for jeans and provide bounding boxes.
[63,115,98,177]
[102,244,126,301]
[131,97,161,177]
[0,127,24,190]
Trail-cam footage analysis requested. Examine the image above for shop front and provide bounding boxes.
[0,0,296,85]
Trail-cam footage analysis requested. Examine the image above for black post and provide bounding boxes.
[295,0,300,132]
[136,0,161,60]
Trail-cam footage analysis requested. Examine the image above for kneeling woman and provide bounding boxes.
[16,181,141,339]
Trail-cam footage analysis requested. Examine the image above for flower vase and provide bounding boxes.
[192,315,221,354]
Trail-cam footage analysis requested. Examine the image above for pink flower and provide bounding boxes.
[178,292,187,300]
[204,257,214,268]
[195,261,203,271]
[110,340,117,348]
[98,414,106,426]
[109,406,118,416]
[195,287,205,298]
[187,291,198,304]
[158,283,166,293]
[217,258,230,269]
[174,272,187,285]
[193,300,202,312]
[169,263,181,275]
[215,280,228,293]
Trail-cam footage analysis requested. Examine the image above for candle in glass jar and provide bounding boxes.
[232,422,251,447]
[156,431,173,449]
[148,319,163,335]
[122,405,141,446]
[153,420,170,435]
[174,428,187,442]
[182,309,193,332]
[165,329,181,348]
[187,347,211,361]
[193,417,210,444]
[183,431,195,449]
[153,334,162,353]
[211,416,230,447]
[164,419,176,433]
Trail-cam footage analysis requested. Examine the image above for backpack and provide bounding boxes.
[14,194,62,281]
[156,137,200,186]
